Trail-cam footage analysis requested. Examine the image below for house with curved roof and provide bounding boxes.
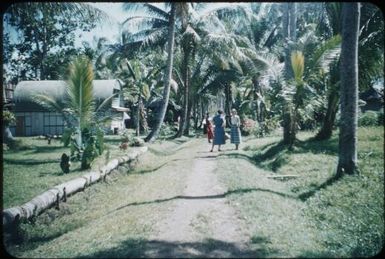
[10,80,128,136]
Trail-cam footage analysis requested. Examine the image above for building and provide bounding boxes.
[359,86,384,113]
[10,80,128,136]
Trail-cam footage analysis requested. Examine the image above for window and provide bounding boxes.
[43,112,64,135]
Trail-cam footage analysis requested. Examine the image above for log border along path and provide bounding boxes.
[2,146,148,231]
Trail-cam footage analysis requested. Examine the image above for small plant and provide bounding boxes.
[240,118,257,136]
[130,137,145,147]
[358,111,379,127]
[66,125,104,169]
[3,110,16,126]
[60,153,71,174]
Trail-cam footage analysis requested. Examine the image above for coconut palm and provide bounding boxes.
[33,56,114,154]
[337,3,361,176]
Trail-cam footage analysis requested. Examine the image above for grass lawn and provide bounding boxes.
[2,133,132,209]
[218,126,384,257]
[2,126,383,257]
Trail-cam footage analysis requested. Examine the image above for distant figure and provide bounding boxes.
[210,110,226,152]
[230,108,242,150]
[204,113,214,143]
[60,153,70,174]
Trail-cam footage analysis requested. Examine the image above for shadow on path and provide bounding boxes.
[78,237,276,258]
[111,188,297,213]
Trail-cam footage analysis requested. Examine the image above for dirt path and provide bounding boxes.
[143,140,255,258]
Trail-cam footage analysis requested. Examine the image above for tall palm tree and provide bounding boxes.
[145,3,180,142]
[282,2,297,146]
[337,2,360,176]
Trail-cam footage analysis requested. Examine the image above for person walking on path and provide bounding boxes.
[210,110,226,152]
[230,108,242,150]
[204,113,214,143]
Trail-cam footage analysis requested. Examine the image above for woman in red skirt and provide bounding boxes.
[204,113,214,143]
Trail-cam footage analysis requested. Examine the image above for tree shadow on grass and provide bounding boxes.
[295,137,338,156]
[78,237,276,258]
[297,174,341,201]
[239,137,339,172]
[32,145,66,153]
[3,158,58,165]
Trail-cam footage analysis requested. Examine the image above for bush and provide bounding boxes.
[377,109,384,125]
[3,110,16,126]
[240,118,256,136]
[358,111,379,126]
[159,123,177,139]
[130,137,145,147]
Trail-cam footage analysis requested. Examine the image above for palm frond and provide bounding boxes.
[32,94,64,113]
[67,56,95,128]
[122,16,168,33]
[291,51,304,82]
[96,93,118,113]
[307,34,341,75]
[122,3,169,20]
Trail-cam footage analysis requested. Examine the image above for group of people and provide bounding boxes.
[203,109,242,152]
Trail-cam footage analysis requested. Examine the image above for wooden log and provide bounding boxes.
[3,146,147,229]
[267,174,299,178]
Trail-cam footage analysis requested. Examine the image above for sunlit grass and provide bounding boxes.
[217,126,384,257]
[3,134,136,209]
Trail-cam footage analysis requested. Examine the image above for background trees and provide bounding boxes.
[3,2,382,147]
[3,3,106,82]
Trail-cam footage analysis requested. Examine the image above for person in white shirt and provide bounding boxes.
[230,108,241,150]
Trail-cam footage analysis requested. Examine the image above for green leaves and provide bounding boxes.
[291,51,304,83]
[67,55,95,129]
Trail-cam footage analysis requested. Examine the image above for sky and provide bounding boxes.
[75,3,127,47]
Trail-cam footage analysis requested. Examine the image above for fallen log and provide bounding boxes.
[267,174,299,179]
[3,146,147,229]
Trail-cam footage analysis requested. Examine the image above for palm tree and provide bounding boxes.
[337,2,360,176]
[145,3,180,142]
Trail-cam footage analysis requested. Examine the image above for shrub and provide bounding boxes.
[130,137,145,147]
[358,111,379,126]
[3,110,16,126]
[241,118,256,136]
[377,109,384,125]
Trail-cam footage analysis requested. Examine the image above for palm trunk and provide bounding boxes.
[184,95,192,135]
[282,2,297,146]
[3,147,147,230]
[337,2,360,176]
[136,97,141,136]
[315,88,339,140]
[145,4,176,142]
[224,83,232,127]
[176,48,190,138]
[139,101,148,134]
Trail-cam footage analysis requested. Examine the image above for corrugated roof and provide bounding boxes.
[14,80,120,103]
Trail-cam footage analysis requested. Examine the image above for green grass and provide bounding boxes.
[4,137,195,258]
[217,126,384,257]
[2,134,137,209]
[3,127,383,257]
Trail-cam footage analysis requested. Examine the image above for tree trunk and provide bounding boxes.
[145,4,176,142]
[184,95,192,135]
[3,126,15,144]
[176,47,190,138]
[3,147,147,230]
[282,2,297,146]
[224,83,232,127]
[315,88,339,140]
[136,97,141,136]
[337,3,360,176]
[139,101,148,134]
